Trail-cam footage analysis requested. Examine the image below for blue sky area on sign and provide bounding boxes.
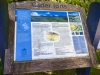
[68,12,79,16]
[31,10,68,17]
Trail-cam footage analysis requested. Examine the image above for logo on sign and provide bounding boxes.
[21,48,27,56]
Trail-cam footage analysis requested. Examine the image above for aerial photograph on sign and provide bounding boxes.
[68,12,81,22]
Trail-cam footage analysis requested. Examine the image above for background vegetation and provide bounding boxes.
[7,0,100,14]
[0,0,100,75]
[0,58,3,75]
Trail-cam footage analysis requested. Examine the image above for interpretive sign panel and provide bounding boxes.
[4,1,97,74]
[15,10,89,61]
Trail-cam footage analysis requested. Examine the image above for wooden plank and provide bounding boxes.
[4,49,13,74]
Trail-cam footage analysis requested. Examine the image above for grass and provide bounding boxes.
[89,49,100,75]
[0,58,3,75]
[90,68,100,75]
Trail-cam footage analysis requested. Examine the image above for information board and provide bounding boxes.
[5,1,97,74]
[14,9,89,61]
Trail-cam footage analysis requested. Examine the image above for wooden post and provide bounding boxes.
[76,2,100,75]
[0,0,9,40]
[0,0,8,75]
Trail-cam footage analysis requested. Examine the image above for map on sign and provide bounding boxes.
[14,9,89,61]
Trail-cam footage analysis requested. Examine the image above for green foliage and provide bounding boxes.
[0,58,3,75]
[90,68,100,75]
[89,50,100,75]
[7,0,13,3]
[7,0,18,3]
[96,49,100,64]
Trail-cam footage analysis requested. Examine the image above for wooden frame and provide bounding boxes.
[4,1,97,74]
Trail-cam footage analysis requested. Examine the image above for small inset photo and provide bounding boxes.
[70,22,83,31]
[72,32,75,35]
[80,32,83,35]
[76,32,80,35]
[68,12,81,22]
[46,32,60,42]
